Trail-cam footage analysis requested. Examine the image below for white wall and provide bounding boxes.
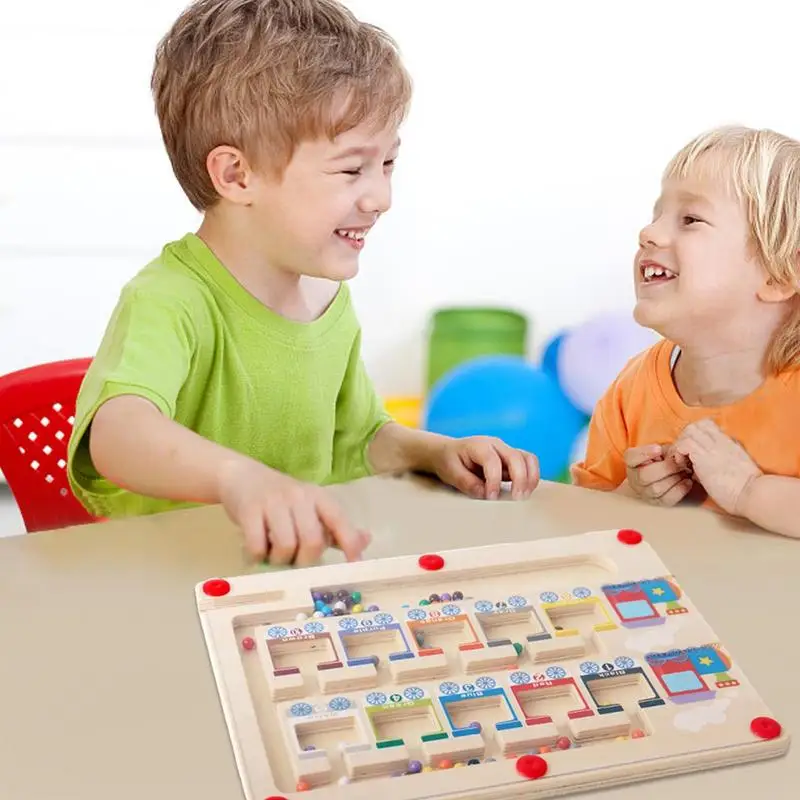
[2,0,799,397]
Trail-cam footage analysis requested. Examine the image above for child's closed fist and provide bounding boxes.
[673,419,762,515]
[623,443,694,506]
[217,460,369,566]
[430,436,539,500]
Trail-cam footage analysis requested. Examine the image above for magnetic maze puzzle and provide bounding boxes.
[195,528,789,799]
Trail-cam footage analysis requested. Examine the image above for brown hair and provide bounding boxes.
[665,125,800,373]
[151,0,413,210]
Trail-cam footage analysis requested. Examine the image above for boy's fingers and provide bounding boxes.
[623,444,664,468]
[265,504,298,566]
[316,494,364,562]
[240,507,268,562]
[291,503,326,567]
[638,458,687,486]
[500,447,528,499]
[524,452,540,495]
[658,478,693,507]
[479,447,504,499]
[645,472,686,501]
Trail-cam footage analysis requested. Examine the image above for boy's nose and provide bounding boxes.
[359,175,392,215]
[639,220,668,248]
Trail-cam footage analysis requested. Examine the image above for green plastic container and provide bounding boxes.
[425,307,529,391]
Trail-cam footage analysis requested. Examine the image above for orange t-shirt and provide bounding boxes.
[571,339,800,507]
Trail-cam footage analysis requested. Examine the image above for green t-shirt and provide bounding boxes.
[67,233,391,519]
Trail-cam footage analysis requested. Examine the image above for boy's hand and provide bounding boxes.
[429,436,539,500]
[673,419,762,515]
[623,443,694,506]
[217,460,370,566]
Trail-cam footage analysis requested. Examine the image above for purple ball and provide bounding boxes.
[440,593,452,602]
[407,760,423,773]
[368,604,379,612]
[556,312,660,415]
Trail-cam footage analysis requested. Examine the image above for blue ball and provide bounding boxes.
[423,355,587,481]
[541,331,566,379]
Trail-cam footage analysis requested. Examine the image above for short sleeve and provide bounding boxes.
[67,286,199,498]
[570,386,629,491]
[329,330,391,483]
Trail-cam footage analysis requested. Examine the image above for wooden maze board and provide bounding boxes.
[195,528,789,799]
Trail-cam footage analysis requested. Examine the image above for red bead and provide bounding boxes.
[264,797,289,800]
[751,716,782,740]
[617,529,643,545]
[438,758,453,769]
[296,780,311,791]
[419,554,445,571]
[202,578,231,597]
[516,754,548,779]
[556,736,571,750]
[242,637,256,651]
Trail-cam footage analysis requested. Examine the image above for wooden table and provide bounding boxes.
[0,476,796,799]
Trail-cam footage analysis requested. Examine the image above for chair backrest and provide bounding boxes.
[0,358,95,533]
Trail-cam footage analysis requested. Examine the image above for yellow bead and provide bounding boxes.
[422,766,434,773]
[352,604,363,613]
[454,762,465,768]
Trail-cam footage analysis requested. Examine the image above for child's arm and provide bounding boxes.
[675,418,800,538]
[89,395,368,563]
[740,475,800,539]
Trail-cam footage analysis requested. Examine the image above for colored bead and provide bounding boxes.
[368,604,379,612]
[452,591,464,600]
[407,759,422,773]
[352,604,363,613]
[422,766,434,772]
[351,591,362,603]
[556,736,571,750]
[454,762,465,767]
[338,776,351,785]
[296,612,308,622]
[513,642,523,656]
[438,758,453,769]
[333,600,347,612]
[322,592,334,604]
[333,608,345,616]
[345,596,355,608]
[303,744,316,751]
[311,591,323,601]
[296,780,311,791]
[631,728,646,739]
[538,745,551,754]
[467,758,480,765]
[440,593,452,602]
[315,600,325,611]
[336,589,350,600]
[419,599,430,606]
[312,611,325,618]
[241,636,256,651]
[617,528,643,545]
[429,593,440,603]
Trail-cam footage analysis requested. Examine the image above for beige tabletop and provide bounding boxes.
[0,475,796,799]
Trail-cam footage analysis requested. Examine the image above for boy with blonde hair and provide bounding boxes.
[572,125,800,539]
[67,0,539,565]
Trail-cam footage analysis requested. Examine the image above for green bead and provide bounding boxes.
[419,599,431,606]
[351,591,362,603]
[513,642,523,656]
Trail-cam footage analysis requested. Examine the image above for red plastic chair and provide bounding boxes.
[0,357,96,533]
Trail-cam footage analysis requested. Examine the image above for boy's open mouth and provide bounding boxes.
[640,261,677,284]
[335,227,369,250]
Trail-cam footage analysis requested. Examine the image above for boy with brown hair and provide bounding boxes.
[67,0,539,566]
[572,125,800,539]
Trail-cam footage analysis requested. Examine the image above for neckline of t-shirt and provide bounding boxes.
[655,339,776,418]
[180,232,350,342]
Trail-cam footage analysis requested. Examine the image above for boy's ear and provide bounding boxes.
[758,270,797,303]
[206,145,253,205]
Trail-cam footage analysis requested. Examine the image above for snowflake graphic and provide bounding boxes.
[614,656,635,670]
[475,677,497,690]
[407,609,427,621]
[508,595,527,608]
[441,604,461,616]
[328,697,351,711]
[366,692,387,706]
[374,613,394,626]
[338,618,358,631]
[439,681,461,696]
[267,626,288,639]
[304,622,324,634]
[539,592,559,604]
[403,686,424,701]
[580,661,600,675]
[290,703,313,717]
[572,587,592,599]
[510,671,532,685]
[546,666,567,680]
[474,600,494,613]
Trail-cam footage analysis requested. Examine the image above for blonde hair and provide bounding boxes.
[664,125,800,373]
[151,0,412,210]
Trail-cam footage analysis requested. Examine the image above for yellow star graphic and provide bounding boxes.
[699,656,713,666]
[651,588,664,596]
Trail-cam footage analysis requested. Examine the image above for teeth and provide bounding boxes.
[643,265,676,281]
[336,229,367,240]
